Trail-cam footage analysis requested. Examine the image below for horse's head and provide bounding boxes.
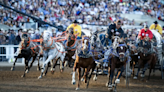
[67,28,74,42]
[81,36,90,55]
[116,40,127,62]
[21,34,30,48]
[140,40,151,56]
[43,30,51,42]
[112,36,121,48]
[90,33,98,47]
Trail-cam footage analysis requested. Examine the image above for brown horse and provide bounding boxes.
[127,43,139,76]
[64,28,77,68]
[107,40,129,91]
[133,40,157,80]
[71,36,96,90]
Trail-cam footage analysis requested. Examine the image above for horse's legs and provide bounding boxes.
[21,59,28,77]
[93,65,98,81]
[132,61,135,76]
[43,62,50,76]
[108,67,114,90]
[60,54,65,72]
[147,67,152,80]
[38,55,53,79]
[11,56,19,71]
[86,63,96,89]
[37,55,41,71]
[80,68,85,82]
[141,63,149,78]
[28,55,37,72]
[134,60,142,79]
[72,62,77,85]
[51,59,57,74]
[115,66,125,84]
[76,68,81,90]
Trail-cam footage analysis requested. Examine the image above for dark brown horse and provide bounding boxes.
[133,40,157,80]
[11,35,42,77]
[71,36,96,90]
[107,40,129,91]
[64,28,77,68]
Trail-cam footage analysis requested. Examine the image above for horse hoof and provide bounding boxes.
[25,70,29,73]
[51,71,55,74]
[140,74,145,78]
[75,88,80,90]
[133,76,138,79]
[93,76,97,81]
[115,79,120,84]
[106,82,109,87]
[43,73,46,76]
[72,80,76,85]
[81,78,84,82]
[108,87,113,91]
[37,67,40,71]
[72,82,76,85]
[11,67,14,71]
[64,61,68,67]
[112,84,116,87]
[21,75,25,78]
[38,76,42,79]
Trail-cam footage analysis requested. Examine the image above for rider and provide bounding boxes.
[136,25,153,47]
[102,20,124,49]
[149,21,162,35]
[66,20,82,39]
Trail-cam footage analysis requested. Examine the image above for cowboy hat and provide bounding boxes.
[154,21,158,24]
[73,20,79,23]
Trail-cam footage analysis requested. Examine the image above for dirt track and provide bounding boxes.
[0,66,164,92]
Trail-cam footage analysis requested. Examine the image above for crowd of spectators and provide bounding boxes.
[0,0,163,45]
[0,0,163,27]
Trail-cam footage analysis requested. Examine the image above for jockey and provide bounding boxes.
[136,25,153,47]
[66,20,82,39]
[149,21,162,35]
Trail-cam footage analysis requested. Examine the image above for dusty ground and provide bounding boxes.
[0,66,164,92]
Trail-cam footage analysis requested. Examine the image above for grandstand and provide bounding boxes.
[0,0,164,62]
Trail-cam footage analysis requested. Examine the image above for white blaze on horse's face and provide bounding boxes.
[43,31,50,41]
[84,39,88,50]
[120,46,123,50]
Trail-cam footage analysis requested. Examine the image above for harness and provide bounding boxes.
[77,37,92,58]
[65,34,77,51]
[43,37,66,54]
[20,37,40,54]
[104,44,131,63]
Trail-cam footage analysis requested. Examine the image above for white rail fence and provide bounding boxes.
[0,45,24,64]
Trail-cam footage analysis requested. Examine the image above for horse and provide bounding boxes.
[106,38,130,91]
[133,39,157,80]
[11,34,42,77]
[64,28,77,68]
[38,30,66,79]
[127,41,139,76]
[90,32,106,76]
[71,36,96,90]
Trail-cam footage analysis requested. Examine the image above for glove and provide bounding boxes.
[115,32,120,35]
